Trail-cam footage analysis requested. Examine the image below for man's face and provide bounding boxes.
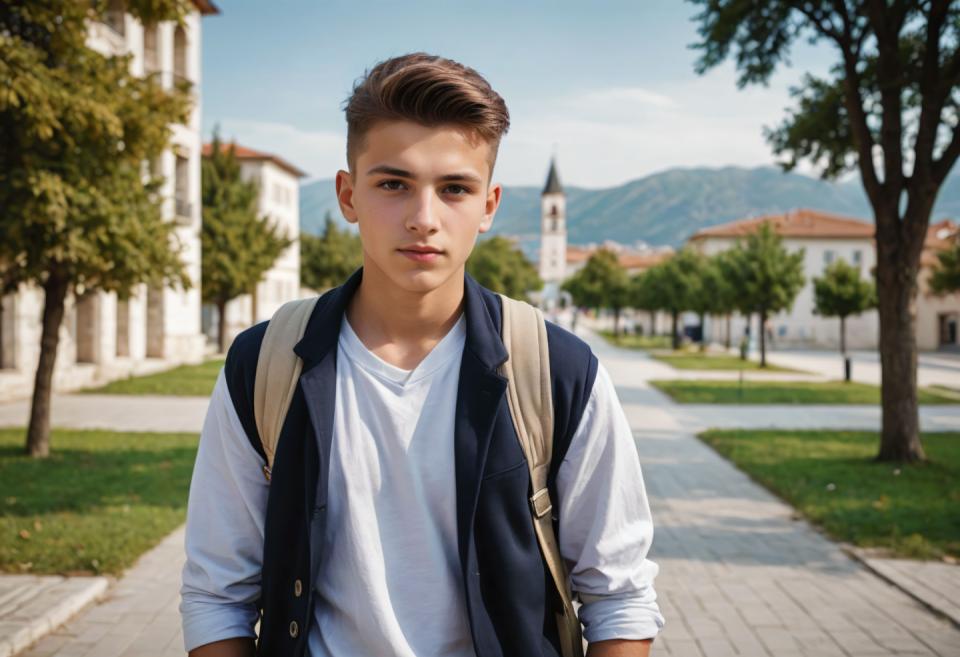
[335,120,502,294]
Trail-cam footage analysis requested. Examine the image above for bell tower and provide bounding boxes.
[539,157,566,283]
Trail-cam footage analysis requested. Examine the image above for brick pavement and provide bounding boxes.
[5,329,959,656]
[14,527,188,657]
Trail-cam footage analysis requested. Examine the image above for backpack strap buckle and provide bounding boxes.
[530,487,553,519]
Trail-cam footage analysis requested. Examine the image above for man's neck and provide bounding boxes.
[344,262,465,370]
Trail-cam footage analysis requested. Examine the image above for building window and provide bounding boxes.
[824,250,835,267]
[104,0,126,36]
[175,154,191,221]
[852,250,862,266]
[143,23,160,74]
[550,204,558,218]
[173,25,188,82]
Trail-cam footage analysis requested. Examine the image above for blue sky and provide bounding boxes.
[201,0,836,187]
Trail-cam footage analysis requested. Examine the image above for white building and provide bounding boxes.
[537,159,567,311]
[687,209,960,352]
[201,143,306,349]
[0,0,218,401]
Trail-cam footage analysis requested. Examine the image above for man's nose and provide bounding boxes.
[406,188,440,234]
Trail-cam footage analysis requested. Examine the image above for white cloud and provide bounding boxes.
[208,119,346,182]
[495,65,824,188]
[211,65,828,189]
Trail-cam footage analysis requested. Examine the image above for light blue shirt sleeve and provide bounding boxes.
[179,369,270,652]
[555,361,666,643]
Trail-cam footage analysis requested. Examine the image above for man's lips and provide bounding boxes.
[397,246,444,262]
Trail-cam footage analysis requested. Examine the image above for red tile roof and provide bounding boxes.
[202,142,307,178]
[565,245,672,271]
[689,208,874,241]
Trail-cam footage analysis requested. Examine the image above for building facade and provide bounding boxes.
[0,0,218,401]
[200,144,306,349]
[687,209,960,352]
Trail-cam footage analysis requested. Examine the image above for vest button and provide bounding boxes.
[289,620,299,638]
[294,579,303,597]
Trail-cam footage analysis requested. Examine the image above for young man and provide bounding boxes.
[179,53,664,657]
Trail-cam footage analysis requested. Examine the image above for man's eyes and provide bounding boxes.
[376,180,471,195]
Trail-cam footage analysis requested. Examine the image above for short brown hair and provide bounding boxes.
[343,53,510,175]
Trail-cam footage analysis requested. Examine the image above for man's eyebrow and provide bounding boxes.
[366,165,483,185]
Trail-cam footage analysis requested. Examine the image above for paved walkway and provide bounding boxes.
[14,528,188,657]
[4,332,960,656]
[739,347,960,390]
[0,395,210,432]
[584,330,960,657]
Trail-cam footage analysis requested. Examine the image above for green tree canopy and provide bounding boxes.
[637,248,703,349]
[813,258,877,354]
[1,0,194,457]
[929,238,960,296]
[562,249,630,334]
[725,223,806,366]
[465,236,542,300]
[202,130,292,352]
[690,0,960,461]
[300,213,364,293]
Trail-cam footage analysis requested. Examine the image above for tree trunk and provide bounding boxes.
[217,299,227,355]
[671,311,679,350]
[699,312,706,352]
[649,310,656,337]
[251,284,259,325]
[613,307,621,336]
[759,309,767,368]
[840,315,846,354]
[875,230,926,462]
[25,272,69,458]
[725,314,731,350]
[0,296,4,369]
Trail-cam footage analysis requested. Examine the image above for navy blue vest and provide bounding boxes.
[224,268,598,657]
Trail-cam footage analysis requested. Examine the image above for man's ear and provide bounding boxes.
[479,182,502,234]
[336,169,358,224]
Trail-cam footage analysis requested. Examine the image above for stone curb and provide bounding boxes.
[841,545,960,631]
[0,575,111,657]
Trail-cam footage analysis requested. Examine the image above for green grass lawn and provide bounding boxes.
[0,428,198,575]
[698,429,960,559]
[598,330,672,350]
[82,358,224,396]
[650,379,960,404]
[649,352,800,372]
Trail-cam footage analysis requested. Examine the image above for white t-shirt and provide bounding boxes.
[180,315,664,655]
[310,312,474,656]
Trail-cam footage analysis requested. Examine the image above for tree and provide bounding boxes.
[202,131,292,353]
[466,236,542,300]
[631,270,659,337]
[709,249,742,350]
[638,249,703,350]
[688,252,731,351]
[690,1,960,461]
[561,249,630,335]
[1,0,195,458]
[813,258,877,354]
[300,213,364,293]
[929,238,960,295]
[725,224,805,368]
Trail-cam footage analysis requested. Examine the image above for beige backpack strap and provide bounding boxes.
[253,296,319,482]
[497,294,585,657]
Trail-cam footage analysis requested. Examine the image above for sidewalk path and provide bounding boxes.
[740,346,960,389]
[584,328,960,656]
[14,528,188,657]
[0,395,210,432]
[5,333,960,656]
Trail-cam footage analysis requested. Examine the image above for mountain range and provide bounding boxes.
[299,165,960,256]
